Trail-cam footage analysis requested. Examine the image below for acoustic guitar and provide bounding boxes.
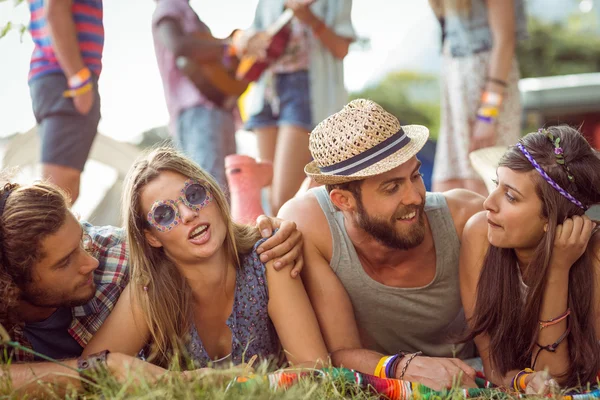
[235,8,295,82]
[176,30,249,110]
[176,3,308,108]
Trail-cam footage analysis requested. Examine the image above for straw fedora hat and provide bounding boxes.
[305,99,429,185]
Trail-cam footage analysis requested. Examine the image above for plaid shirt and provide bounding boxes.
[3,222,129,362]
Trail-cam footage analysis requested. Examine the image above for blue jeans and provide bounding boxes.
[176,105,236,191]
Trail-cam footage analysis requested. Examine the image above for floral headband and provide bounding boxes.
[516,129,587,210]
[542,128,576,184]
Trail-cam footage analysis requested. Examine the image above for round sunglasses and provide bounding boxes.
[146,179,212,232]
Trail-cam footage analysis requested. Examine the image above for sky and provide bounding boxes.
[0,0,442,142]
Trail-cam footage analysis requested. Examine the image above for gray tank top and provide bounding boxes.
[313,186,475,358]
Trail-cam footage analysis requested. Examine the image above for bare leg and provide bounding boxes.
[254,126,278,163]
[42,163,81,204]
[270,124,311,215]
[254,126,278,215]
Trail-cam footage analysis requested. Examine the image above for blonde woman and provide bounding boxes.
[430,0,527,195]
[84,147,328,369]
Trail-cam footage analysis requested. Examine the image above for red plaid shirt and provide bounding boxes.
[3,222,129,362]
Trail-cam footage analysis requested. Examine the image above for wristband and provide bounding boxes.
[481,91,503,107]
[63,81,93,98]
[476,114,495,124]
[477,106,499,118]
[68,67,91,89]
[374,355,388,377]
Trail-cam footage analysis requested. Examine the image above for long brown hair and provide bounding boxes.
[122,147,261,366]
[0,180,70,333]
[468,126,600,386]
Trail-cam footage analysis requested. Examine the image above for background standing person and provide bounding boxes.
[430,0,527,196]
[152,0,239,190]
[240,0,355,215]
[28,0,104,203]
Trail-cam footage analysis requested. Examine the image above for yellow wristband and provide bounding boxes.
[477,106,499,118]
[519,372,531,391]
[374,356,389,378]
[63,82,93,98]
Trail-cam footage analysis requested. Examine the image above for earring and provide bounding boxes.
[543,223,548,232]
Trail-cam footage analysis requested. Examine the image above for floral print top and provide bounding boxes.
[186,238,282,367]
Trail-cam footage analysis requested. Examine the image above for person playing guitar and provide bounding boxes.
[235,0,356,216]
[152,0,242,190]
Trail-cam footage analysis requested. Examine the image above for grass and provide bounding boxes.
[0,328,592,399]
[0,361,576,400]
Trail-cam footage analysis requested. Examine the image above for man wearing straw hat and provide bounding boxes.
[279,99,485,390]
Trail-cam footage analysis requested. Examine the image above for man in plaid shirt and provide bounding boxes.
[6,222,129,363]
[0,181,303,393]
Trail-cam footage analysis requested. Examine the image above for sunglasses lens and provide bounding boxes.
[153,204,176,226]
[185,183,207,205]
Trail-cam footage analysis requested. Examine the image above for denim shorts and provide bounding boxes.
[245,70,313,131]
[29,73,101,171]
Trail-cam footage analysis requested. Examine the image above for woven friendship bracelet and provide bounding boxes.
[539,308,571,330]
[399,351,422,380]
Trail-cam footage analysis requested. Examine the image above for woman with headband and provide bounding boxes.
[460,125,600,393]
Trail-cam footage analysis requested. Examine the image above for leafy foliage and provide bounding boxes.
[349,71,441,140]
[517,17,600,78]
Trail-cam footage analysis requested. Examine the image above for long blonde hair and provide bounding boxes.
[122,147,261,366]
[428,0,472,17]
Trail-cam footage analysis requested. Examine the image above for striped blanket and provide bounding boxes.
[227,367,600,399]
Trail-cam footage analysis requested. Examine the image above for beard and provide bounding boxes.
[355,197,426,250]
[21,282,96,309]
